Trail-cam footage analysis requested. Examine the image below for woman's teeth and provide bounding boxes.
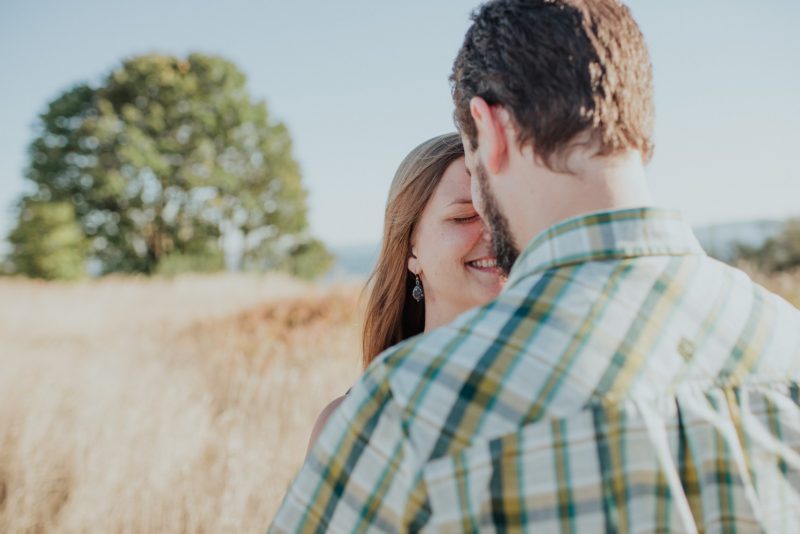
[467,258,497,269]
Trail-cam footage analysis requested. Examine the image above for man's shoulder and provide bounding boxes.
[371,298,515,392]
[713,259,800,336]
[357,256,800,460]
[729,264,800,381]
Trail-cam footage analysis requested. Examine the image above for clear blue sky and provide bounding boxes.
[1,0,798,248]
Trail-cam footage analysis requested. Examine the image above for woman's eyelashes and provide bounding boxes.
[452,213,480,224]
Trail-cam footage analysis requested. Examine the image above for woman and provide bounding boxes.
[306,133,503,452]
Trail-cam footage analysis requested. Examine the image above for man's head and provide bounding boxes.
[452,0,655,274]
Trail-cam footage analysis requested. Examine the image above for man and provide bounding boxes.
[270,1,800,531]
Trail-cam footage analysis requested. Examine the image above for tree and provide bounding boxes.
[9,53,331,278]
[736,218,800,273]
[8,200,88,280]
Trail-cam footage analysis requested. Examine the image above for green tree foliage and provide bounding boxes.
[8,200,88,280]
[9,53,331,278]
[736,218,800,273]
[276,237,334,280]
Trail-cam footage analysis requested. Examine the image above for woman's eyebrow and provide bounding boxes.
[448,199,473,207]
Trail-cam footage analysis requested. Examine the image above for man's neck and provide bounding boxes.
[512,149,653,248]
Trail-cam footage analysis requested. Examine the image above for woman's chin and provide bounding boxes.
[463,269,504,301]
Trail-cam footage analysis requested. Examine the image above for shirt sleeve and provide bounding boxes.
[268,361,427,533]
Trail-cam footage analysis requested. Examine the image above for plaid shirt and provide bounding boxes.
[269,208,800,533]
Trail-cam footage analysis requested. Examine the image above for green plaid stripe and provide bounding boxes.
[269,208,800,533]
[552,418,577,533]
[431,267,575,458]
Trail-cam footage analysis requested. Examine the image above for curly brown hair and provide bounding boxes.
[451,0,655,168]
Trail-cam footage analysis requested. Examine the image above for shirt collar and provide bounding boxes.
[505,207,707,288]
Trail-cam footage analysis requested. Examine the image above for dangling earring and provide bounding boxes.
[412,274,424,302]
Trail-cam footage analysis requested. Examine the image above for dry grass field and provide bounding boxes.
[0,274,363,533]
[0,267,797,533]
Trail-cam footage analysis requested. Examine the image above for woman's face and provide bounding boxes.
[409,157,504,326]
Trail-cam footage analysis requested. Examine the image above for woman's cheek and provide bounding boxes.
[441,225,472,256]
[458,222,484,248]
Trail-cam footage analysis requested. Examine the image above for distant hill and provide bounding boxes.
[327,242,381,280]
[694,219,786,262]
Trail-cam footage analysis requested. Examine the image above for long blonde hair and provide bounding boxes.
[361,133,464,368]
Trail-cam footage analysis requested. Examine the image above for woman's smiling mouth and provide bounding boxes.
[465,257,499,273]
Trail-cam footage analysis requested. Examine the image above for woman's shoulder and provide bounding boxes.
[305,392,349,456]
[317,394,348,422]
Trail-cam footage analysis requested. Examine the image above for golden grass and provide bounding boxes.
[0,268,797,533]
[0,274,363,533]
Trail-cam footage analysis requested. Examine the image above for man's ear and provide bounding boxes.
[469,97,509,174]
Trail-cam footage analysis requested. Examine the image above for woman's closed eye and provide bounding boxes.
[453,214,480,224]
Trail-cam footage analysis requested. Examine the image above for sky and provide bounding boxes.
[1,0,799,248]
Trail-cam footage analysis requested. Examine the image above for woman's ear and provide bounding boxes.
[407,250,420,275]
